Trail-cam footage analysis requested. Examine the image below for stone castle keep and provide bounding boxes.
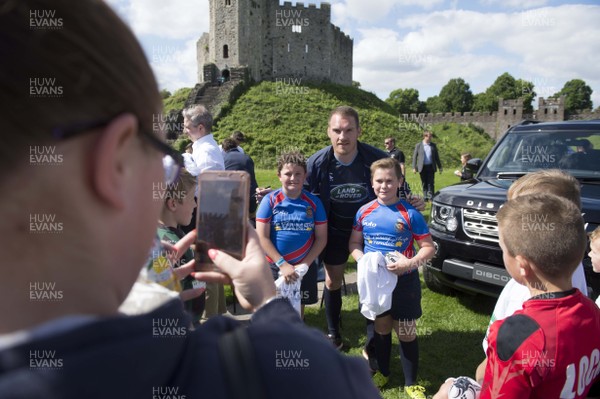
[197,0,353,86]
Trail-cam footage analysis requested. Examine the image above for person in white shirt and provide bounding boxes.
[181,105,224,174]
[181,104,226,320]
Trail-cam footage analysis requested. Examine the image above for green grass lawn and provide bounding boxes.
[304,279,495,398]
[251,167,492,398]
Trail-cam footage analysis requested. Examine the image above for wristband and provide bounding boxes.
[275,257,286,267]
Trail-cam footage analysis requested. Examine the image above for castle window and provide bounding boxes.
[544,108,548,114]
[223,45,229,59]
[553,109,557,114]
[292,25,302,33]
[287,43,290,52]
[513,109,516,115]
[305,44,308,53]
[504,109,507,115]
[225,0,231,6]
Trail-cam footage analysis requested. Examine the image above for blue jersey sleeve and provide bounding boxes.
[255,191,274,223]
[408,207,430,240]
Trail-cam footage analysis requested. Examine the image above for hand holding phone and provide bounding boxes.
[195,171,250,271]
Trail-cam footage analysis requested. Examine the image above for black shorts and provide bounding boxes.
[322,228,352,266]
[376,270,422,321]
[270,260,319,305]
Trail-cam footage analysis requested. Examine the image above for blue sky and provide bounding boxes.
[106,0,600,108]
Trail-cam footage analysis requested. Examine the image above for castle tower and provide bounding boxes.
[197,0,268,83]
[197,0,353,85]
[537,96,565,122]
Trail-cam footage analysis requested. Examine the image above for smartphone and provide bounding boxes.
[195,171,250,271]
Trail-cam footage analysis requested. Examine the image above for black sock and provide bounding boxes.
[365,318,375,353]
[399,338,419,386]
[374,332,392,376]
[323,287,342,336]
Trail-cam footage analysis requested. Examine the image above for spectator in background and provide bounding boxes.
[412,131,442,201]
[157,169,205,325]
[384,137,405,177]
[181,104,226,320]
[181,105,224,176]
[222,138,259,219]
[185,142,193,154]
[454,153,473,181]
[220,130,246,155]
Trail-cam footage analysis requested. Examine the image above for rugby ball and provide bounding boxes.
[448,376,481,399]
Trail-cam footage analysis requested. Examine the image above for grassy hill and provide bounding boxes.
[172,81,496,169]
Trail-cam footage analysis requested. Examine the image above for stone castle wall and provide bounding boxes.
[198,0,352,86]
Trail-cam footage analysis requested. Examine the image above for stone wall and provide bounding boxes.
[199,0,352,86]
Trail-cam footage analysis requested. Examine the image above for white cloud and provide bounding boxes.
[332,0,443,25]
[148,39,198,91]
[123,0,208,40]
[479,0,550,9]
[353,4,600,106]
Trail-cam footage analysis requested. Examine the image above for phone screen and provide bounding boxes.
[195,171,249,270]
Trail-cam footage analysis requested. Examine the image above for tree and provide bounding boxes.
[516,79,535,114]
[386,88,425,114]
[438,78,473,112]
[352,81,362,89]
[471,73,534,113]
[160,89,172,99]
[554,79,593,113]
[425,95,445,114]
[472,92,497,113]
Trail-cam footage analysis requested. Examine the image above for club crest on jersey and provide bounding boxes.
[395,219,404,233]
[306,207,313,218]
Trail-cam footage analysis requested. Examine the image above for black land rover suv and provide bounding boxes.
[424,120,600,298]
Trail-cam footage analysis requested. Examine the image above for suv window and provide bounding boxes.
[479,130,600,178]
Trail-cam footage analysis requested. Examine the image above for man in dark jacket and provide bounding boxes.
[384,136,405,176]
[0,2,381,398]
[222,138,259,215]
[412,131,443,201]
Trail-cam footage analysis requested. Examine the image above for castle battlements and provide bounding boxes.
[197,0,351,86]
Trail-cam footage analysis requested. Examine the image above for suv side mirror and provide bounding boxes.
[466,158,482,173]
